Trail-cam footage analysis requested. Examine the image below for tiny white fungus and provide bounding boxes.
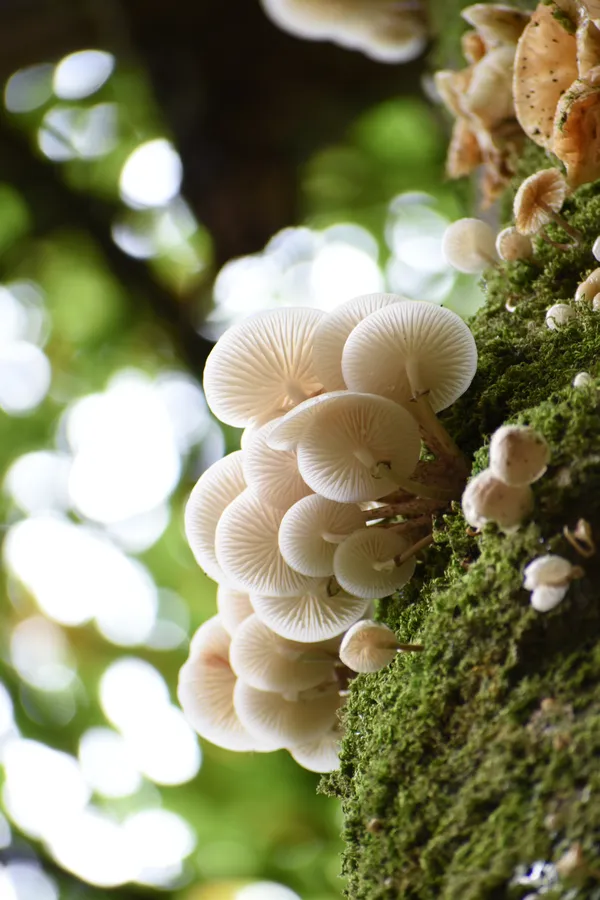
[572,372,594,388]
[489,424,550,487]
[530,584,568,613]
[441,218,498,273]
[545,303,575,330]
[461,468,534,532]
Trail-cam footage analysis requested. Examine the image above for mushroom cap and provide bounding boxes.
[229,614,336,694]
[279,494,365,577]
[446,119,483,179]
[266,390,348,451]
[289,725,342,773]
[312,292,403,391]
[513,169,567,235]
[513,3,579,150]
[464,46,516,129]
[233,679,341,747]
[530,584,568,612]
[203,307,324,427]
[489,424,550,486]
[462,3,530,45]
[339,619,401,673]
[552,78,600,188]
[461,29,487,64]
[593,236,600,261]
[242,418,313,509]
[575,267,600,303]
[178,616,275,752]
[495,226,533,261]
[341,301,478,412]
[462,468,534,532]
[296,392,421,503]
[573,371,594,387]
[523,554,574,590]
[442,217,498,273]
[546,303,576,330]
[184,451,246,584]
[577,15,600,78]
[216,584,254,637]
[434,68,474,118]
[215,489,316,597]
[251,584,369,643]
[333,527,416,599]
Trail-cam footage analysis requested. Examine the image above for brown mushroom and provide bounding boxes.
[552,78,600,187]
[513,168,580,243]
[462,4,530,46]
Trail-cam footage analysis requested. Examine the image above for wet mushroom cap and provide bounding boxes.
[251,584,370,643]
[203,306,324,427]
[339,619,402,673]
[489,424,550,486]
[342,301,478,412]
[513,168,568,235]
[442,217,498,273]
[216,584,254,637]
[184,451,246,584]
[233,679,342,747]
[278,494,365,577]
[242,418,313,509]
[333,527,417,599]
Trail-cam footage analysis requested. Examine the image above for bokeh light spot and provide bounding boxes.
[53,50,115,100]
[119,140,182,209]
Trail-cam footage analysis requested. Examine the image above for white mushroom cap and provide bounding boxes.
[266,390,347,451]
[489,424,550,486]
[339,619,404,673]
[441,218,498,274]
[203,307,324,427]
[184,451,246,583]
[296,392,421,503]
[546,303,576,330]
[495,226,533,262]
[575,268,600,304]
[312,292,403,391]
[573,372,594,388]
[251,585,369,643]
[289,725,342,773]
[530,584,568,613]
[243,418,313,509]
[279,494,365,577]
[333,528,416,599]
[462,468,534,533]
[523,555,575,590]
[342,301,478,412]
[593,236,600,261]
[215,489,316,596]
[229,614,335,694]
[233,679,341,747]
[216,584,254,637]
[178,616,275,751]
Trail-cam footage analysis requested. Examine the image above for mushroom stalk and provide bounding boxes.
[393,532,434,566]
[408,392,466,464]
[376,462,457,502]
[540,204,582,244]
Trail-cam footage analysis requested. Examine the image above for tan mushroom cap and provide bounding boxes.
[461,30,487,64]
[435,68,474,118]
[339,619,402,673]
[462,468,534,533]
[215,489,316,597]
[446,119,483,179]
[489,425,550,487]
[464,46,516,129]
[462,4,530,45]
[296,393,421,503]
[243,418,313,509]
[279,494,365,577]
[203,307,324,428]
[513,2,579,150]
[513,168,567,235]
[289,725,342,773]
[313,293,402,391]
[233,679,342,747]
[267,390,347,451]
[552,78,600,188]
[178,616,275,752]
[495,226,533,261]
[342,301,478,412]
[216,584,254,637]
[229,614,336,694]
[442,218,498,273]
[576,267,600,302]
[184,451,246,584]
[251,584,369,643]
[333,527,416,599]
[576,15,600,77]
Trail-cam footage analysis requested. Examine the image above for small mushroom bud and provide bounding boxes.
[462,468,534,533]
[441,217,498,273]
[523,555,576,591]
[573,372,594,388]
[530,584,568,612]
[575,268,600,304]
[489,424,550,487]
[339,620,423,674]
[546,303,576,330]
[495,226,533,261]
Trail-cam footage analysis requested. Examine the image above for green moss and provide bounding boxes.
[552,8,577,34]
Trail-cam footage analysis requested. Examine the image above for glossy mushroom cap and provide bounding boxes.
[489,424,550,486]
[333,527,416,599]
[203,307,324,427]
[233,679,342,747]
[513,169,567,235]
[342,301,478,412]
[495,226,533,261]
[279,494,365,577]
[339,619,402,673]
[243,418,313,509]
[251,584,369,643]
[442,218,498,273]
[462,468,534,533]
[184,451,246,584]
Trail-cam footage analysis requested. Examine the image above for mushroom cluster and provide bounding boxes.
[435,3,530,205]
[179,295,479,771]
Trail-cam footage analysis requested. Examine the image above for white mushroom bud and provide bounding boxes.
[489,424,550,487]
[339,620,423,673]
[545,303,575,330]
[333,527,417,599]
[530,584,568,613]
[523,555,575,590]
[573,372,594,388]
[495,226,533,262]
[461,468,534,533]
[441,218,498,273]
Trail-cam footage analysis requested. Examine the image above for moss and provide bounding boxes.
[324,154,600,898]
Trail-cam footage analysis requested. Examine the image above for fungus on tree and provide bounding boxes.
[513,169,580,243]
[278,494,365,577]
[333,527,419,600]
[233,679,342,747]
[242,418,313,509]
[250,585,370,643]
[462,468,534,532]
[489,424,550,486]
[546,303,576,330]
[495,226,533,261]
[339,619,424,673]
[442,218,498,273]
[573,371,594,387]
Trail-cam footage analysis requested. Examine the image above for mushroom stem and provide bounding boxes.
[408,392,466,463]
[363,502,438,521]
[394,642,425,653]
[386,514,433,533]
[540,204,582,245]
[377,462,457,502]
[393,532,434,566]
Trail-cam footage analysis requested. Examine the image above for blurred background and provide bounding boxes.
[0,1,483,898]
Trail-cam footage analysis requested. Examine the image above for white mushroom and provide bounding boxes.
[289,725,342,773]
[462,468,533,532]
[267,390,347,452]
[184,451,246,584]
[530,584,568,613]
[573,372,594,388]
[278,494,365,577]
[229,614,336,694]
[243,418,313,509]
[593,235,600,261]
[203,307,324,427]
[233,679,342,747]
[575,268,600,304]
[441,218,498,274]
[178,616,276,751]
[251,584,369,643]
[495,226,533,262]
[546,303,576,330]
[523,555,576,590]
[215,489,317,596]
[489,424,550,487]
[339,619,423,673]
[312,292,402,391]
[216,584,254,637]
[333,528,417,599]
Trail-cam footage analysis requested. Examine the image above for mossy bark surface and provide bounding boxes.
[323,143,600,898]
